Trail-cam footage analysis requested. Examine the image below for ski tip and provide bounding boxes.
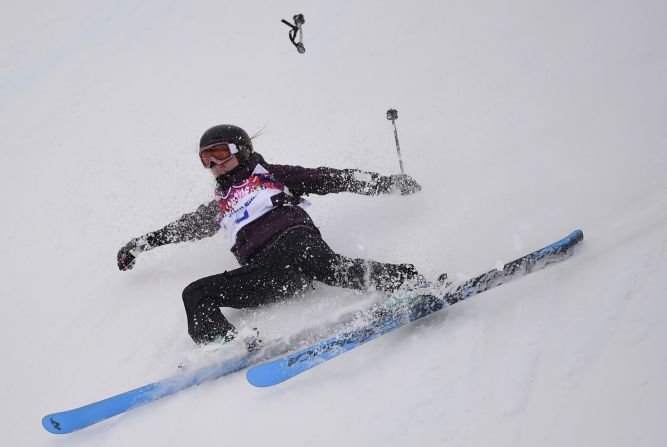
[553,229,584,251]
[42,414,69,434]
[561,229,583,248]
[246,363,285,388]
[246,371,269,388]
[547,229,584,257]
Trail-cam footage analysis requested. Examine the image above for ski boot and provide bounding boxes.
[382,272,450,311]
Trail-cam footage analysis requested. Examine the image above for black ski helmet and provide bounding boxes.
[199,124,253,165]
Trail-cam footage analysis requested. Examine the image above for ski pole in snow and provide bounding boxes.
[386,108,405,174]
[281,14,306,54]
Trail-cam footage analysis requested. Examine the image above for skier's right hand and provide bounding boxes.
[117,241,139,271]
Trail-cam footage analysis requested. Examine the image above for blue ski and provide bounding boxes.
[246,229,584,387]
[42,305,372,435]
[42,328,317,435]
[42,351,260,434]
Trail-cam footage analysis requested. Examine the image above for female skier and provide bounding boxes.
[117,125,423,345]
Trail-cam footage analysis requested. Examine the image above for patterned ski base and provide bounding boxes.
[246,230,584,387]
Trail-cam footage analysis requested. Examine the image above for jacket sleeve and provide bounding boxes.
[133,200,221,251]
[267,163,395,197]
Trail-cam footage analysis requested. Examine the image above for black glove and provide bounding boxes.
[117,240,140,271]
[384,174,422,195]
[371,262,422,292]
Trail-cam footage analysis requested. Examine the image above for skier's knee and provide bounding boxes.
[182,281,201,314]
[186,300,237,345]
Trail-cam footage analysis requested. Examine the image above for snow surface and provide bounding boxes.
[2,0,667,445]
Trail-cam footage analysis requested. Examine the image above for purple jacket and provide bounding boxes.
[140,152,402,265]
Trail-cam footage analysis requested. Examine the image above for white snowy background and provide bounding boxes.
[2,0,666,445]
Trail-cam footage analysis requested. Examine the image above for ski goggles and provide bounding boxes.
[199,142,239,168]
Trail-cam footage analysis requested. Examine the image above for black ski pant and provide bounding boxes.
[182,227,417,345]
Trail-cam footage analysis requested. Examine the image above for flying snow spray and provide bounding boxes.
[281,14,306,54]
[386,109,405,174]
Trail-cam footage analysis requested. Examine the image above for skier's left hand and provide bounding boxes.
[117,240,139,271]
[386,174,422,195]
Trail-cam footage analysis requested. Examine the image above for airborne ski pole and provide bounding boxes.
[281,14,306,54]
[386,109,405,174]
